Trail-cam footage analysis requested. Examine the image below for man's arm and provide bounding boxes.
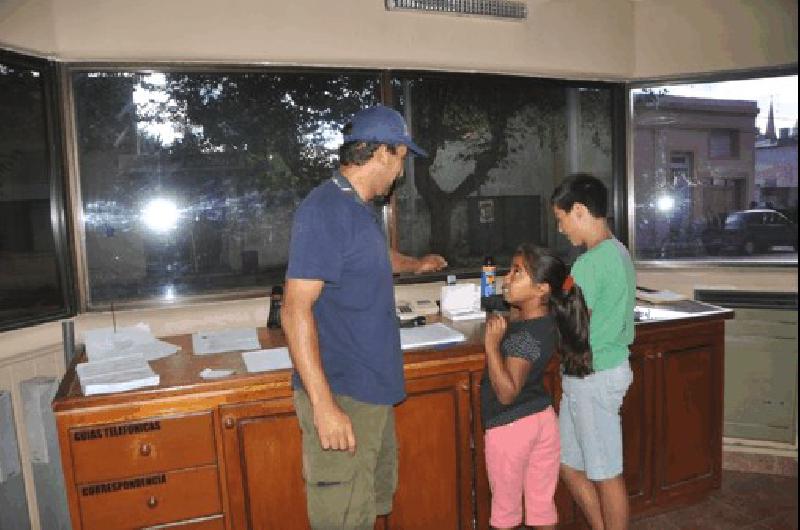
[281,278,356,453]
[390,249,448,274]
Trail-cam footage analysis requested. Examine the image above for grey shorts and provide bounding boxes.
[559,360,633,481]
[294,389,398,529]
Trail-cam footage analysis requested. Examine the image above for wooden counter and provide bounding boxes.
[53,302,732,530]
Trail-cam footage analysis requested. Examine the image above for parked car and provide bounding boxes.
[702,209,798,255]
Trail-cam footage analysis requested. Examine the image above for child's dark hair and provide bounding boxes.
[515,243,592,377]
[550,172,608,218]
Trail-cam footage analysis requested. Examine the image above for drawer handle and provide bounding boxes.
[224,416,235,429]
[147,496,158,509]
[139,443,152,457]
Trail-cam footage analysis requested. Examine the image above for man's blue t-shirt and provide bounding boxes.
[286,173,405,406]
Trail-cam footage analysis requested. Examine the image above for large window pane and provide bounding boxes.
[632,75,798,261]
[73,70,380,306]
[0,55,69,329]
[394,74,614,270]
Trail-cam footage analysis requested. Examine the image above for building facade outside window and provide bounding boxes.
[631,75,798,261]
[708,129,740,160]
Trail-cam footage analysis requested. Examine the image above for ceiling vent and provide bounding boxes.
[385,0,527,20]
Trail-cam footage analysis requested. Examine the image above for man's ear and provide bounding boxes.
[374,144,391,163]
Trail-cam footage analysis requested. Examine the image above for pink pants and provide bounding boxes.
[484,406,560,528]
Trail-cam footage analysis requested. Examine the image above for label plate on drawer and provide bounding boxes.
[79,466,221,530]
[70,413,216,484]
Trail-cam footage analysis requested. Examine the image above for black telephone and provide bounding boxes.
[267,285,283,328]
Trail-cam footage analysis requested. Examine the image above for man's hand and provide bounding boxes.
[414,254,448,274]
[313,399,356,453]
[390,250,448,274]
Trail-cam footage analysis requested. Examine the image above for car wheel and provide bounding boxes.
[743,239,756,255]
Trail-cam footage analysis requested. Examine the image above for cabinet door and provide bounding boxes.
[654,329,723,505]
[622,344,656,512]
[388,371,474,530]
[220,372,475,530]
[219,397,309,530]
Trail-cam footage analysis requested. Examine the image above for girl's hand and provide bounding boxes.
[484,313,507,350]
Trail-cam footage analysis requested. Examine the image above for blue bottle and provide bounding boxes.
[480,256,496,298]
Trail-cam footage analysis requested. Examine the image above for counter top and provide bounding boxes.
[633,298,734,324]
[53,299,732,412]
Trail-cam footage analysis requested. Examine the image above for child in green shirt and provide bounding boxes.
[551,173,636,530]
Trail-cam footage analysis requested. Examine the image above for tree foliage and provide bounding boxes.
[167,72,379,194]
[408,74,570,255]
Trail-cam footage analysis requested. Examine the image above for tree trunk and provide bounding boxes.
[429,201,454,257]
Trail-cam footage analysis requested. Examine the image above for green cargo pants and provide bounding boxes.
[294,389,398,530]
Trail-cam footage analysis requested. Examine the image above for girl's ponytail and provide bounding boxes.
[550,279,592,377]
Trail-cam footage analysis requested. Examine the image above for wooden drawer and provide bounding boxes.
[70,413,216,484]
[144,515,225,529]
[78,466,221,530]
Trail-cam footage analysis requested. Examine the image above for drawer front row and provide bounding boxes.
[78,466,222,530]
[69,413,217,484]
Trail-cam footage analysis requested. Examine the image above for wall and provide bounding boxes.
[3,0,796,79]
[1,0,633,79]
[632,0,798,78]
[636,265,798,297]
[0,0,55,55]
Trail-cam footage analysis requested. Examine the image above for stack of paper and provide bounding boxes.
[242,347,293,373]
[192,327,261,355]
[400,323,466,350]
[440,284,485,321]
[84,324,179,362]
[76,354,159,396]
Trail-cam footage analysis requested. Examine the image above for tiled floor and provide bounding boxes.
[631,470,798,530]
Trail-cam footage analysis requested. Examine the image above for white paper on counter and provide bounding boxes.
[84,324,179,362]
[400,323,466,350]
[192,327,261,355]
[242,347,293,373]
[199,368,235,379]
[76,354,159,396]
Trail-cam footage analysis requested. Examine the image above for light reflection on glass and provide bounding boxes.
[656,195,675,212]
[163,284,176,301]
[141,198,179,233]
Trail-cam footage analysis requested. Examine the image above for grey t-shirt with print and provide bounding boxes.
[480,314,555,430]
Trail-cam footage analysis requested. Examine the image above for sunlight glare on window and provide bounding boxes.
[141,198,179,233]
[657,195,675,212]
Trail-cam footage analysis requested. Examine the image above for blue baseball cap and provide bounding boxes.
[343,105,428,157]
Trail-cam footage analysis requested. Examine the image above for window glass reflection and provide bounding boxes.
[74,71,380,306]
[0,59,67,327]
[393,74,614,270]
[632,76,798,261]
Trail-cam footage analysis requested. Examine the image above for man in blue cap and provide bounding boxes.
[282,105,447,528]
